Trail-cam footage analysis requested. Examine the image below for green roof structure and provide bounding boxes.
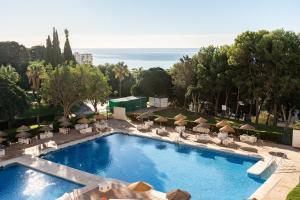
[108,96,147,113]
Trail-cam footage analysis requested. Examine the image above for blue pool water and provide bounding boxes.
[0,164,82,200]
[43,133,267,200]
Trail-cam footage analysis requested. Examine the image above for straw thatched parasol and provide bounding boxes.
[40,121,50,126]
[94,113,106,121]
[78,113,86,118]
[174,113,187,121]
[58,116,69,123]
[77,117,90,124]
[0,131,8,137]
[220,125,235,133]
[197,122,210,129]
[137,112,153,122]
[166,189,191,200]
[0,137,7,143]
[127,181,152,192]
[16,125,30,133]
[39,125,53,132]
[240,124,255,130]
[216,120,229,128]
[60,121,71,127]
[155,116,168,126]
[194,117,207,124]
[174,119,187,126]
[16,131,31,138]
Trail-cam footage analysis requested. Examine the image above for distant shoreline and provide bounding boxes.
[74,48,198,69]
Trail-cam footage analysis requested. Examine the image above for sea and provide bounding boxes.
[74,48,198,69]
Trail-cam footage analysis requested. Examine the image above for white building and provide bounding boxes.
[74,52,93,65]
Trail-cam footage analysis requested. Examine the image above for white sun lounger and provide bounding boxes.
[240,134,257,143]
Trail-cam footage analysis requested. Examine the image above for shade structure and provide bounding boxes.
[94,113,106,120]
[154,116,168,123]
[197,122,210,129]
[194,117,207,124]
[0,137,7,143]
[127,181,152,192]
[137,112,153,120]
[58,116,69,123]
[78,113,86,118]
[60,121,71,127]
[216,120,229,128]
[166,189,191,200]
[16,131,31,138]
[0,131,8,137]
[174,119,187,126]
[174,114,187,121]
[40,121,50,126]
[240,124,255,130]
[220,125,235,133]
[39,125,53,132]
[77,117,90,124]
[16,125,30,133]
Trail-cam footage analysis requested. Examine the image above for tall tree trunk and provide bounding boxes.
[255,98,265,124]
[214,91,220,115]
[248,99,253,116]
[119,80,122,97]
[63,105,69,118]
[255,97,260,124]
[235,87,240,120]
[93,101,98,113]
[265,112,271,125]
[273,101,278,126]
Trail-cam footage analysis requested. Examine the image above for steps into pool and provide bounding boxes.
[247,158,275,176]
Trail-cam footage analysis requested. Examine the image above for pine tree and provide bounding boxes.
[63,29,74,62]
[45,35,53,65]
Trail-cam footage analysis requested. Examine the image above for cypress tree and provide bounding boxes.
[52,27,62,67]
[63,29,75,62]
[45,35,53,65]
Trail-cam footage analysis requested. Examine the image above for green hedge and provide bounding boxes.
[0,114,56,130]
[286,185,300,200]
[127,113,292,145]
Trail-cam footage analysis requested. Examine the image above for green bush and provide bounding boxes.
[286,185,300,200]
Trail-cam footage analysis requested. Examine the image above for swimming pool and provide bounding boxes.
[43,133,269,200]
[0,164,83,200]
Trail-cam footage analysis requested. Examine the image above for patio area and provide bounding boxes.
[1,118,300,200]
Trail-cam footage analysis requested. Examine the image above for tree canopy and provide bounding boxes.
[132,67,172,97]
[0,77,29,121]
[42,63,111,117]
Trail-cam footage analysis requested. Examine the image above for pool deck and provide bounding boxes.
[1,119,300,200]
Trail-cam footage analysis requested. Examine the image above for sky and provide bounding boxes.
[1,0,300,48]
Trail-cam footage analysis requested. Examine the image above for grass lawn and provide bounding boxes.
[154,107,291,135]
[286,185,300,200]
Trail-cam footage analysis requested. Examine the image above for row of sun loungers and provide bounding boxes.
[0,148,5,157]
[39,131,54,139]
[18,138,31,145]
[240,134,257,143]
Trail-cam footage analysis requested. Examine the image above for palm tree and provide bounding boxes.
[113,62,129,97]
[0,65,20,83]
[26,60,46,95]
[26,60,46,124]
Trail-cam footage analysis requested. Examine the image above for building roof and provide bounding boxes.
[109,96,145,103]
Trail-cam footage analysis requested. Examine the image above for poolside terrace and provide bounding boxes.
[0,119,300,200]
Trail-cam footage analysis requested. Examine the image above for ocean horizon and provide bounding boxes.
[74,48,198,69]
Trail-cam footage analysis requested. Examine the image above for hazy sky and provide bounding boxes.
[1,0,299,48]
